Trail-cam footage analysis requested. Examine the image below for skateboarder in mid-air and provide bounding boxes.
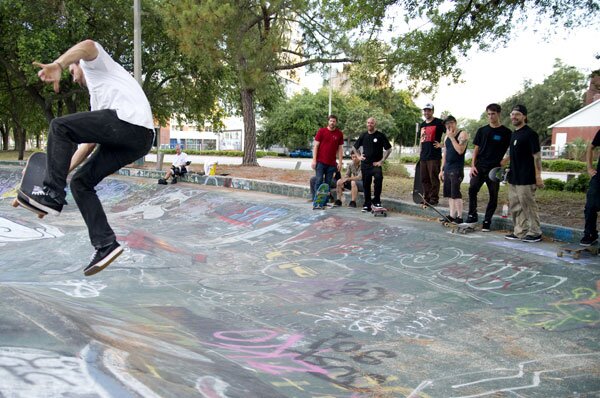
[31,39,155,276]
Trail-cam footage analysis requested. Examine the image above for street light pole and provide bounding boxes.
[133,0,142,85]
[328,65,332,116]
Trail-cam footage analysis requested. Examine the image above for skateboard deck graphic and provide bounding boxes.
[412,160,424,205]
[557,243,598,259]
[12,152,48,218]
[488,166,508,183]
[313,183,330,209]
[371,205,388,217]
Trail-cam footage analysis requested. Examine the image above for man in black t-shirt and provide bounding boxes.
[581,129,600,246]
[503,105,544,243]
[353,117,392,212]
[467,103,512,231]
[418,103,446,205]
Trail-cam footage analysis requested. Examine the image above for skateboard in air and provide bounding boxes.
[371,205,388,217]
[12,152,48,219]
[557,243,598,259]
[415,192,475,234]
[313,183,330,210]
[488,166,509,183]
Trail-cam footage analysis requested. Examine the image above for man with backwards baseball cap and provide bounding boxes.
[502,104,544,242]
[418,103,446,206]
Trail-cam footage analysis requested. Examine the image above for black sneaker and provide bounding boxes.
[482,220,491,232]
[27,186,65,216]
[334,199,342,206]
[348,201,357,208]
[362,205,372,213]
[454,217,464,224]
[439,215,455,222]
[158,178,167,185]
[522,234,542,243]
[372,202,382,208]
[84,241,124,276]
[505,233,520,241]
[580,235,599,246]
[171,176,178,184]
[466,214,478,224]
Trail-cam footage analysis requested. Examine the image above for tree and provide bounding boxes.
[498,60,587,143]
[163,0,598,166]
[0,0,221,158]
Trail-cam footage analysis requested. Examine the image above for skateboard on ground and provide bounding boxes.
[412,160,425,207]
[557,243,598,259]
[12,152,48,219]
[488,166,509,183]
[415,192,475,234]
[313,183,330,209]
[371,205,388,217]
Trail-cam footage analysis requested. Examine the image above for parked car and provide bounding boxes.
[289,148,312,158]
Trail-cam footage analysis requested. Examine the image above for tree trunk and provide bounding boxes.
[0,123,7,150]
[14,125,26,160]
[241,87,258,166]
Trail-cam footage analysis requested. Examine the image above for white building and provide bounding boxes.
[160,116,244,151]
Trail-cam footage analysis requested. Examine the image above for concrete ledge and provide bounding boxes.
[116,167,584,243]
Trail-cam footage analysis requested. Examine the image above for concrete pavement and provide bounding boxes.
[1,164,598,397]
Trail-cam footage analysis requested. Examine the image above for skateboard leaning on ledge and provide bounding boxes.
[12,152,48,219]
[557,243,598,259]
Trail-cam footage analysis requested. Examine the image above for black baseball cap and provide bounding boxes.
[444,115,457,123]
[512,104,528,115]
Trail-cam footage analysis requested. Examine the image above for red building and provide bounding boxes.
[549,99,600,153]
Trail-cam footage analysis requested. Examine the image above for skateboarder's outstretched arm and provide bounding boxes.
[33,40,99,93]
[69,143,97,173]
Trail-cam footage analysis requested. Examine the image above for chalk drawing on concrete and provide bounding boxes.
[196,375,231,398]
[411,352,600,397]
[0,279,106,298]
[262,258,353,283]
[0,217,64,244]
[0,346,110,398]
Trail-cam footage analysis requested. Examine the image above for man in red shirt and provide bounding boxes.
[312,115,344,202]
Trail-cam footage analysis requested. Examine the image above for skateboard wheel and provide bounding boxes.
[383,213,387,217]
[12,198,19,208]
[557,251,563,257]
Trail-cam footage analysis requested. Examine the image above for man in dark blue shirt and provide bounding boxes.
[581,129,600,246]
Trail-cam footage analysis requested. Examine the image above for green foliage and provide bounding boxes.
[562,137,589,161]
[542,178,566,191]
[382,161,410,178]
[541,159,587,172]
[396,155,420,164]
[499,60,586,142]
[564,173,591,192]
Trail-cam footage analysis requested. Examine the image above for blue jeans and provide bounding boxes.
[584,175,600,238]
[44,109,154,248]
[314,162,337,199]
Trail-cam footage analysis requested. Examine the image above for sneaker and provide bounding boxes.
[466,214,478,224]
[454,217,464,224]
[482,220,491,232]
[439,215,455,222]
[158,178,167,185]
[522,234,542,243]
[334,199,342,206]
[27,186,65,216]
[362,205,372,213]
[505,233,520,241]
[348,201,357,208]
[372,202,382,208]
[171,176,177,184]
[580,235,599,246]
[84,241,123,276]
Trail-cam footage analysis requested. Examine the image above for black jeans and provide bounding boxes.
[584,174,600,238]
[468,165,500,222]
[361,163,383,206]
[44,109,154,248]
[420,159,440,204]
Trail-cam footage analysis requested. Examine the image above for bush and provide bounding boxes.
[542,159,587,172]
[562,137,588,161]
[382,161,411,178]
[542,178,565,191]
[564,173,591,193]
[396,155,420,164]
